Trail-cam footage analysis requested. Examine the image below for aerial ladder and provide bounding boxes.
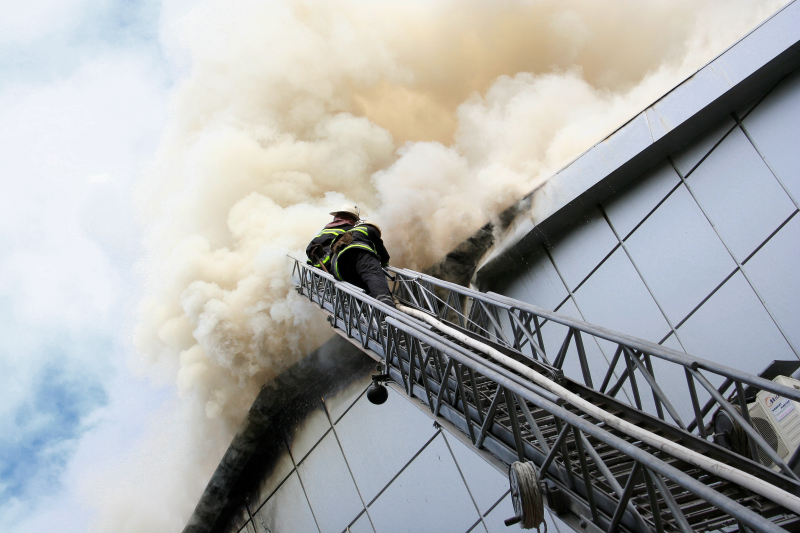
[291,258,800,533]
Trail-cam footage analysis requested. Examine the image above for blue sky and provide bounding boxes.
[0,1,176,530]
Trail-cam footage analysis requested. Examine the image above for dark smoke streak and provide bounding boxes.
[183,334,374,533]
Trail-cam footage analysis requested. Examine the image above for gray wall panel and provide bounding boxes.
[676,271,796,374]
[253,472,320,533]
[547,207,618,291]
[248,439,294,514]
[443,432,508,515]
[335,388,437,504]
[644,65,730,142]
[742,68,800,203]
[623,184,735,325]
[324,370,373,425]
[297,431,364,533]
[671,118,735,178]
[539,297,612,390]
[287,400,332,463]
[684,127,795,261]
[602,161,681,240]
[368,434,479,533]
[573,248,670,343]
[744,214,800,353]
[494,245,567,312]
[348,512,375,533]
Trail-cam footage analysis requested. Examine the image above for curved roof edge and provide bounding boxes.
[474,0,800,287]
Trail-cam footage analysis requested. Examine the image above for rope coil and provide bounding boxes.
[510,461,546,531]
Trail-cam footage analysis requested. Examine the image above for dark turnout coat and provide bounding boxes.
[330,223,392,300]
[305,222,355,268]
[330,223,390,276]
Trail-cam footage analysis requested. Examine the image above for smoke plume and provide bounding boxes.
[98,0,787,530]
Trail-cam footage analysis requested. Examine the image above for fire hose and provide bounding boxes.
[396,303,800,515]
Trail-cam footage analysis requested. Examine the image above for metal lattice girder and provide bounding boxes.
[291,258,800,533]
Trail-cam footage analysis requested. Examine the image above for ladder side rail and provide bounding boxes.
[385,315,787,533]
[387,266,800,403]
[298,259,800,463]
[299,259,800,472]
[396,276,787,450]
[383,330,650,532]
[293,259,799,531]
[387,267,800,447]
[385,333,784,533]
[389,308,800,496]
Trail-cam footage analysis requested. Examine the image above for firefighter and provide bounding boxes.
[306,204,360,271]
[330,219,395,308]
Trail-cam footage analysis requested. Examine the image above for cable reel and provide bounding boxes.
[505,461,546,531]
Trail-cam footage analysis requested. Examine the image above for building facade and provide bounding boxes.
[187,2,800,532]
[222,339,568,533]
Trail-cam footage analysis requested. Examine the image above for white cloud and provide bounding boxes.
[0,4,171,532]
[0,0,97,45]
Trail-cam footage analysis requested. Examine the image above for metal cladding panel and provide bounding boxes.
[676,271,795,374]
[253,472,319,533]
[646,353,702,426]
[539,297,611,390]
[442,432,508,515]
[594,112,654,169]
[323,369,373,425]
[572,248,670,343]
[246,439,294,514]
[492,244,567,312]
[287,400,331,464]
[684,126,796,262]
[670,117,736,177]
[297,431,364,533]
[623,184,735,325]
[476,2,800,285]
[347,512,375,533]
[645,65,731,141]
[547,206,618,291]
[742,68,800,202]
[334,386,437,505]
[744,214,800,352]
[367,434,479,533]
[482,494,566,533]
[601,161,681,240]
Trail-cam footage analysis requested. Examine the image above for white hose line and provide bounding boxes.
[397,304,800,514]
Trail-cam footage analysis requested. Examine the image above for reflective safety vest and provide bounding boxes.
[306,225,353,268]
[330,224,389,281]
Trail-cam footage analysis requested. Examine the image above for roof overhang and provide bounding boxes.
[474,0,800,287]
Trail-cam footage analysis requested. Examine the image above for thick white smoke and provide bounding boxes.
[96,0,787,530]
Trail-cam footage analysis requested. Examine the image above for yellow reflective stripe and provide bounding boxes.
[348,227,369,236]
[315,229,346,238]
[341,243,376,255]
[333,242,377,280]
